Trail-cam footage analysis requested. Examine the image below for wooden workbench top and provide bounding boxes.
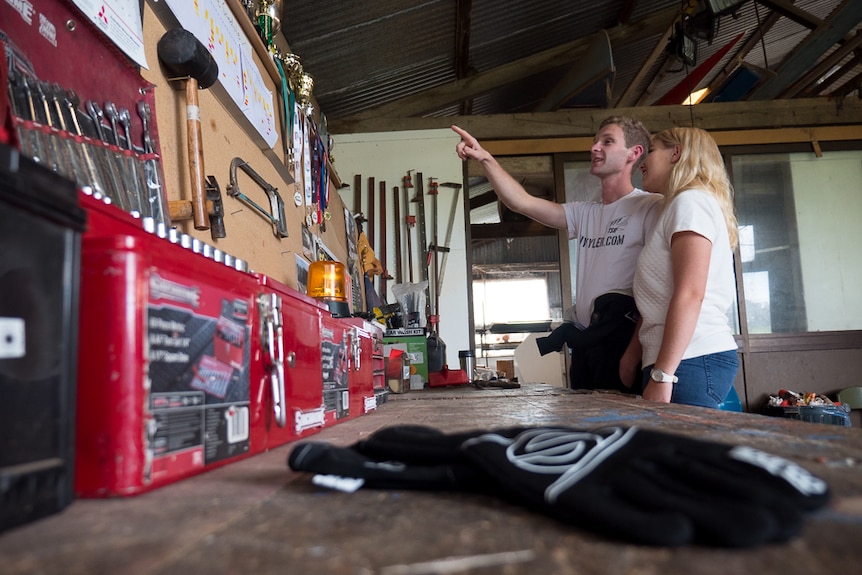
[2,383,860,574]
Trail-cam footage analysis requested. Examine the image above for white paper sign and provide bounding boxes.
[163,0,277,149]
[71,0,148,68]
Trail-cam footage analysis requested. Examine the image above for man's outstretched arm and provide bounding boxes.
[453,125,566,230]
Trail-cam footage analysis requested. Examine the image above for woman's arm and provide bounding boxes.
[643,231,712,403]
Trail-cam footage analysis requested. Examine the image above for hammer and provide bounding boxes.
[157,28,218,231]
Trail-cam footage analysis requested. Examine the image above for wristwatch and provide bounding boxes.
[650,368,678,384]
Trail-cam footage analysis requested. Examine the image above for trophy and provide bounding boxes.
[256,0,283,47]
[278,52,304,91]
[296,73,315,116]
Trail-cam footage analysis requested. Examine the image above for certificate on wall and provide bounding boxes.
[72,0,148,68]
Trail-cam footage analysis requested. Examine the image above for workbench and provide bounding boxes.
[1,383,860,575]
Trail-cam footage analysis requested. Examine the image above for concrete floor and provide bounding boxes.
[1,383,861,575]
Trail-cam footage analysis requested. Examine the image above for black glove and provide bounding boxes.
[458,426,829,547]
[287,425,486,491]
[288,425,830,547]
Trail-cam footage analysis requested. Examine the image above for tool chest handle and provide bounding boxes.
[259,293,287,428]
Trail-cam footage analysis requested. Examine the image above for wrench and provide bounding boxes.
[62,88,113,197]
[136,100,169,225]
[137,100,154,153]
[104,101,122,147]
[43,83,92,188]
[86,100,108,143]
[104,101,141,211]
[29,79,65,173]
[63,89,85,135]
[10,71,44,163]
[85,100,130,209]
[118,106,147,216]
[119,107,134,152]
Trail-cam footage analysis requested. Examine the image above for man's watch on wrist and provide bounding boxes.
[650,368,678,384]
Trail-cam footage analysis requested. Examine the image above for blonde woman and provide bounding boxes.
[630,127,739,407]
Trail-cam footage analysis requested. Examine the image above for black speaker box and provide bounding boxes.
[0,144,86,532]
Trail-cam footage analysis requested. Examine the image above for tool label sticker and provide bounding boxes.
[321,326,350,421]
[147,276,252,470]
[0,317,25,359]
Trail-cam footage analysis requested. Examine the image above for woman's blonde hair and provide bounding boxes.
[652,127,739,248]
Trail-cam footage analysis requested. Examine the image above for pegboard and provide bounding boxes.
[2,0,352,291]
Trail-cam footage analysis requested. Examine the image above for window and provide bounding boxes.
[733,150,862,333]
[473,278,551,330]
[560,148,862,337]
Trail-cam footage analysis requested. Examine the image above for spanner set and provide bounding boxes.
[7,64,168,227]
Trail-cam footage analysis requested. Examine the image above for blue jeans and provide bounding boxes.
[642,350,739,409]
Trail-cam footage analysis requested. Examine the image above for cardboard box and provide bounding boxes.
[384,344,411,394]
[384,329,428,390]
[497,359,515,381]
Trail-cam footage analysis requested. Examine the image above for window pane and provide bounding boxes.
[473,278,550,329]
[732,150,862,333]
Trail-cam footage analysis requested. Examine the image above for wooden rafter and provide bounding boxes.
[328,97,862,139]
[332,5,679,124]
[808,52,862,96]
[781,29,862,97]
[614,16,676,107]
[454,0,473,115]
[750,0,862,100]
[755,0,822,29]
[703,10,782,97]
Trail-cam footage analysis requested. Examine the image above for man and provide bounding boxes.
[452,117,661,391]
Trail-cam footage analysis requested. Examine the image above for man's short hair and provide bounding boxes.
[599,116,650,168]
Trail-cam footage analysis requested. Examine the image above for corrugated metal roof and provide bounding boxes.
[277,0,862,124]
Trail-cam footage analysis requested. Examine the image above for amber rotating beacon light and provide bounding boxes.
[307,260,350,317]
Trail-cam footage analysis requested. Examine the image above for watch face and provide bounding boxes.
[651,369,664,382]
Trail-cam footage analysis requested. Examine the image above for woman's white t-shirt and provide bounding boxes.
[633,189,737,366]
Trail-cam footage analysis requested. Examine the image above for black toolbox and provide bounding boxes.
[0,143,86,531]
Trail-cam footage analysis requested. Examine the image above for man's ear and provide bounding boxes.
[628,145,644,163]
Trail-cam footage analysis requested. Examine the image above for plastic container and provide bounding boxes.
[0,144,86,531]
[763,404,851,426]
[426,332,446,373]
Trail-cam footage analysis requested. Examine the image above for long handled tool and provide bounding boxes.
[378,180,393,301]
[157,28,219,231]
[403,172,415,283]
[393,185,403,284]
[413,172,429,284]
[437,182,462,289]
[427,178,446,333]
[412,172,432,323]
[353,173,362,216]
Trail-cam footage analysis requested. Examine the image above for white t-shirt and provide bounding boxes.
[563,189,663,327]
[633,189,737,366]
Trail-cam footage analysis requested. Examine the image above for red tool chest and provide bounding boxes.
[75,194,383,497]
[75,194,261,497]
[3,0,385,501]
[253,274,328,450]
